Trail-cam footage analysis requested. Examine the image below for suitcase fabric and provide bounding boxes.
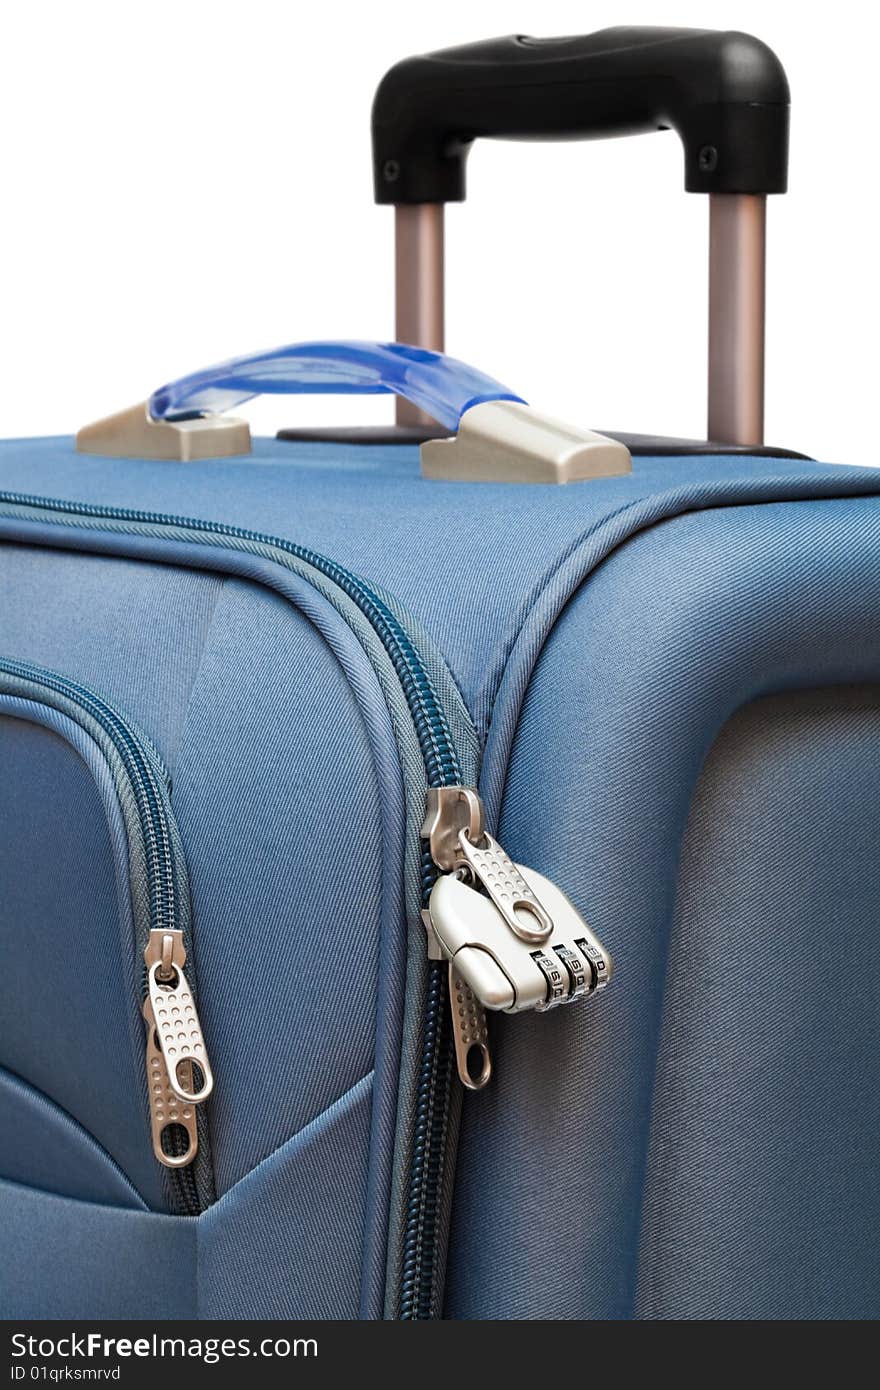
[2,26,879,1322]
[2,440,879,1320]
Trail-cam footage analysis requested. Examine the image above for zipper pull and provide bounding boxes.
[143,994,199,1168]
[449,964,492,1090]
[143,929,213,1169]
[422,788,612,1084]
[422,906,492,1091]
[454,830,554,943]
[421,903,493,1092]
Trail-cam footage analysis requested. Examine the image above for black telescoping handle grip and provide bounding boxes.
[372,27,790,205]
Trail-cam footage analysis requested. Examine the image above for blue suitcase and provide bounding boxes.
[2,27,879,1321]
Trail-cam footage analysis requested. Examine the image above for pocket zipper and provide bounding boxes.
[0,655,213,1215]
[0,489,611,1315]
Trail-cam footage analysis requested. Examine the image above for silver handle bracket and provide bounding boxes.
[76,401,252,461]
[420,400,631,484]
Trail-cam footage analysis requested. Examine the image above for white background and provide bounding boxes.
[0,0,876,460]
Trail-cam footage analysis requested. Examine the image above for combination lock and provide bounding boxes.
[428,844,612,1015]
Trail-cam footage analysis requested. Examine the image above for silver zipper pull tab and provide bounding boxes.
[454,831,554,944]
[448,964,492,1091]
[142,993,199,1169]
[144,929,213,1107]
[423,906,493,1091]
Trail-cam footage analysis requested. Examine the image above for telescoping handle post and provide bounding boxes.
[372,27,790,444]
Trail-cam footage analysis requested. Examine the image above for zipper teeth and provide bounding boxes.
[0,489,462,1310]
[399,953,453,1320]
[0,656,177,934]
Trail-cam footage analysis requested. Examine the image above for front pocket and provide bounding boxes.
[0,1066,147,1210]
[0,1070,374,1320]
[0,1176,195,1319]
[0,659,214,1213]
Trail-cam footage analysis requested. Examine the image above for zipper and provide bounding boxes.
[0,488,612,1316]
[0,655,213,1215]
[0,490,465,1312]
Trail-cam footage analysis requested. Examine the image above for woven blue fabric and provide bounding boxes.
[200,1073,374,1318]
[0,1067,147,1210]
[2,438,879,738]
[635,687,880,1319]
[0,564,391,1196]
[2,434,880,1319]
[446,500,880,1319]
[0,1075,372,1319]
[0,1178,197,1319]
[0,539,409,1317]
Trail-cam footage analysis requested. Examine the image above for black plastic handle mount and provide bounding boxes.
[372,27,790,205]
